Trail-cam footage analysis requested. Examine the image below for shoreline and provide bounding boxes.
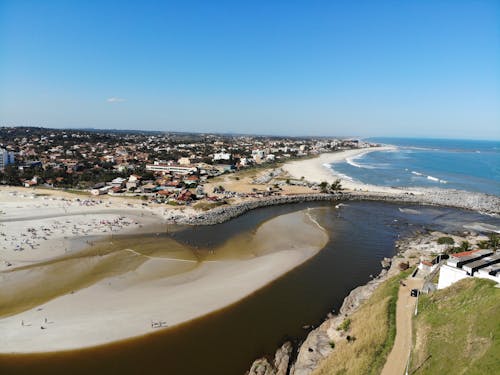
[0,208,329,353]
[0,147,498,355]
[248,226,487,375]
[282,146,405,193]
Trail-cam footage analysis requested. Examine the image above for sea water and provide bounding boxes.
[329,138,500,195]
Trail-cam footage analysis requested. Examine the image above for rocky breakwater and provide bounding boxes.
[172,194,339,225]
[173,188,499,226]
[345,188,500,215]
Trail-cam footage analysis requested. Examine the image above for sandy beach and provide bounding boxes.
[0,199,328,352]
[282,146,422,195]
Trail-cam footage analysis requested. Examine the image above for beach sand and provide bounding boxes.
[0,187,200,270]
[0,207,328,352]
[282,146,422,195]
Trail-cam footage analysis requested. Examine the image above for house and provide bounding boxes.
[156,189,171,197]
[183,175,199,187]
[91,186,112,195]
[126,174,142,190]
[109,177,127,187]
[177,157,191,165]
[177,189,193,202]
[141,183,157,194]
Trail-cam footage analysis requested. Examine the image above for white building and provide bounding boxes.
[437,249,499,289]
[213,152,232,162]
[177,157,191,165]
[0,148,15,170]
[146,162,198,175]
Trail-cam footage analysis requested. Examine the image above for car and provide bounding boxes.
[410,289,419,297]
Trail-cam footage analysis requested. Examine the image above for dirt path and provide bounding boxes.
[381,277,424,375]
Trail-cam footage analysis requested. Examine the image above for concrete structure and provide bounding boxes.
[438,249,499,289]
[0,148,15,170]
[90,186,112,195]
[476,264,500,283]
[213,152,231,162]
[146,162,198,175]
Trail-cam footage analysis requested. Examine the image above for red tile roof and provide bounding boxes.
[451,249,480,258]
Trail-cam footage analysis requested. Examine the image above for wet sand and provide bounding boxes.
[0,208,328,352]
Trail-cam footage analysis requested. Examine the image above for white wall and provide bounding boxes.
[437,264,470,289]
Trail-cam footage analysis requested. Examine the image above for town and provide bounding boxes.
[0,127,372,205]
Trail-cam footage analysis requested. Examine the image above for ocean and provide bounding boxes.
[328,138,500,196]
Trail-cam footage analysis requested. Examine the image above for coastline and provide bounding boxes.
[1,147,498,355]
[248,227,488,375]
[282,146,406,194]
[0,208,329,353]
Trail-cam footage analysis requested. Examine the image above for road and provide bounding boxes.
[381,277,424,375]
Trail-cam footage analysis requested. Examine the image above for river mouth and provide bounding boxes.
[0,201,498,374]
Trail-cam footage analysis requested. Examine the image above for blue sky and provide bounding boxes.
[1,0,499,139]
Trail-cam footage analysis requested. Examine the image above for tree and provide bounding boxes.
[319,181,329,193]
[459,241,471,252]
[488,233,499,248]
[330,179,342,191]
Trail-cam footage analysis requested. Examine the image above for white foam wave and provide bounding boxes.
[426,175,447,184]
[398,208,421,215]
[323,163,355,181]
[345,156,376,169]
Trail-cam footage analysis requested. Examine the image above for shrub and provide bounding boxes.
[437,236,454,245]
[398,261,409,271]
[338,318,351,331]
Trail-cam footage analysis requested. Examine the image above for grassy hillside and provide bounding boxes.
[312,270,410,375]
[410,278,499,375]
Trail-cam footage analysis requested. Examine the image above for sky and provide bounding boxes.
[0,0,499,139]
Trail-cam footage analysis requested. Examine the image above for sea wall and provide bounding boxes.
[173,188,499,226]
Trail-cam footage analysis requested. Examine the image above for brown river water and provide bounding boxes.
[0,201,498,375]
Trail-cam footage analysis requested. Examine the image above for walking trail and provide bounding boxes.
[381,276,424,375]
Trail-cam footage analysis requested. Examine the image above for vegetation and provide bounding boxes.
[398,261,410,270]
[410,278,499,375]
[193,201,226,211]
[319,179,343,193]
[446,240,473,254]
[337,318,351,331]
[478,233,500,249]
[436,236,454,245]
[313,269,411,375]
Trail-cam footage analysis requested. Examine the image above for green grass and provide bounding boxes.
[313,269,411,375]
[410,278,499,375]
[337,318,351,331]
[368,269,411,374]
[192,201,226,211]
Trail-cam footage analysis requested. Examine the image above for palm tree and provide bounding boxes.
[319,181,329,193]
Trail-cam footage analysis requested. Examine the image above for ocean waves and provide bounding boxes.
[411,170,447,184]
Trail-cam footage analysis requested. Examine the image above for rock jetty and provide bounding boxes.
[172,188,499,225]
